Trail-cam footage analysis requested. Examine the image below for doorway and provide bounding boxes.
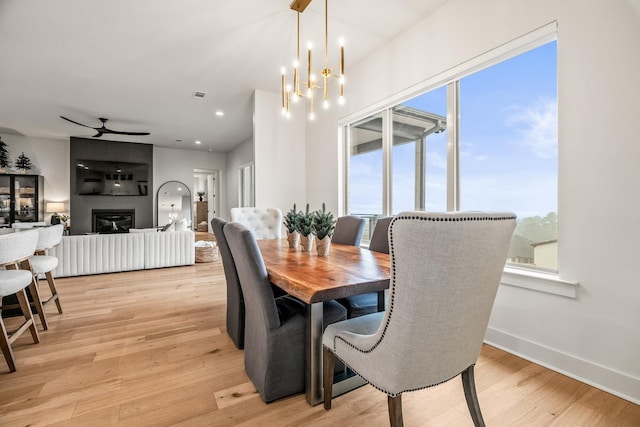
[193,169,219,233]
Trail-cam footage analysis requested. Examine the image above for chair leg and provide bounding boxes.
[323,346,335,410]
[462,364,486,427]
[18,260,48,331]
[28,276,48,331]
[388,394,404,427]
[0,316,16,372]
[16,289,40,344]
[0,289,40,373]
[44,271,63,314]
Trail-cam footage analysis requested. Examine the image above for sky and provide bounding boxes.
[349,41,558,220]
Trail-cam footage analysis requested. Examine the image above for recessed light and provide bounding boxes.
[195,140,201,145]
[215,111,224,117]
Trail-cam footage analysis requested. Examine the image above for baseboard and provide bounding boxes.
[485,327,640,405]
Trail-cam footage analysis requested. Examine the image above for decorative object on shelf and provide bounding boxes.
[14,152,32,173]
[0,137,10,173]
[296,203,314,252]
[281,0,345,120]
[283,203,301,249]
[196,190,205,202]
[312,202,335,256]
[46,202,65,225]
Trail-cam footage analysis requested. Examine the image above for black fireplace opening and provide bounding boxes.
[92,209,135,233]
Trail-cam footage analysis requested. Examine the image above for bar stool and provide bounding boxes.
[29,224,64,321]
[0,230,40,372]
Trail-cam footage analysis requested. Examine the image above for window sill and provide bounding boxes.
[501,267,578,298]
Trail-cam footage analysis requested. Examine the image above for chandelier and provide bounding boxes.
[281,0,344,120]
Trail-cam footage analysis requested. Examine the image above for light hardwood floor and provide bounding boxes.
[1,254,638,426]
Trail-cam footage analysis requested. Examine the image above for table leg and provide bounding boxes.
[377,290,385,312]
[305,302,324,405]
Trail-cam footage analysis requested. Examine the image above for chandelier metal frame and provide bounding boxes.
[281,0,344,120]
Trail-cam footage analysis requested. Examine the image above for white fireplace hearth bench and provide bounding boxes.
[49,230,195,277]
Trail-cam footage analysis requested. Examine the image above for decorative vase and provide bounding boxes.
[316,236,331,257]
[198,196,203,201]
[287,231,300,249]
[300,234,315,252]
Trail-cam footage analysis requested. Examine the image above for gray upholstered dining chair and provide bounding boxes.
[337,216,393,318]
[211,217,245,349]
[331,216,365,246]
[0,230,40,372]
[28,224,64,326]
[323,211,516,427]
[224,222,347,402]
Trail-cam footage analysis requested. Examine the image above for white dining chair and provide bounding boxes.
[0,230,40,372]
[323,211,516,427]
[230,207,282,240]
[28,224,64,326]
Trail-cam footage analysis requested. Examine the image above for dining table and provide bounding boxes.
[257,238,391,406]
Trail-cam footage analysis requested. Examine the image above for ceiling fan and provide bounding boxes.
[60,116,150,138]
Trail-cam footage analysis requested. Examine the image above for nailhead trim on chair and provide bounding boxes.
[328,213,517,397]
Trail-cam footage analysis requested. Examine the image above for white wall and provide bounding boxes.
[305,0,640,403]
[253,89,307,213]
[226,136,253,218]
[0,134,69,223]
[153,147,227,227]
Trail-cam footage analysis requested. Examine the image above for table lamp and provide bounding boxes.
[46,202,65,225]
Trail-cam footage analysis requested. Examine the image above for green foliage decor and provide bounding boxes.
[295,203,314,237]
[283,203,300,233]
[312,203,336,240]
[15,152,32,171]
[0,137,10,169]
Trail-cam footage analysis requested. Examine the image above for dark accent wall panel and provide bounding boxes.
[70,138,153,234]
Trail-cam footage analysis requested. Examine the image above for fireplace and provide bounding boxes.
[92,209,135,233]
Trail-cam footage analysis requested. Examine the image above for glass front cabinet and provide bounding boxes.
[0,174,44,227]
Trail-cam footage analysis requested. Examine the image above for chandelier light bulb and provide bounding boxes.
[322,100,330,109]
[338,96,345,105]
[293,59,299,68]
[309,112,316,121]
[293,93,300,103]
[339,37,345,46]
[281,67,286,75]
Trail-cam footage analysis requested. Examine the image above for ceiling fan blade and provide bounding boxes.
[93,131,103,137]
[60,115,96,129]
[103,129,150,136]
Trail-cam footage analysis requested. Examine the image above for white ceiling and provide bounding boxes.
[0,0,449,152]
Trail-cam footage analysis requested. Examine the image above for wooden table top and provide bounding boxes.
[257,239,391,304]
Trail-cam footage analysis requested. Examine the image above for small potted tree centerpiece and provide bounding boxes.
[296,203,314,252]
[283,203,301,249]
[312,203,336,256]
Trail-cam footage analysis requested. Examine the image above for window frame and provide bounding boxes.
[340,22,578,297]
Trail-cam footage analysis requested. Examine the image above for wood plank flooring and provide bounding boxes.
[1,252,638,426]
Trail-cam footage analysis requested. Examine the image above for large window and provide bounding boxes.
[345,40,558,271]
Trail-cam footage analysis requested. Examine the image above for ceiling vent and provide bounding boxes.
[192,91,206,99]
